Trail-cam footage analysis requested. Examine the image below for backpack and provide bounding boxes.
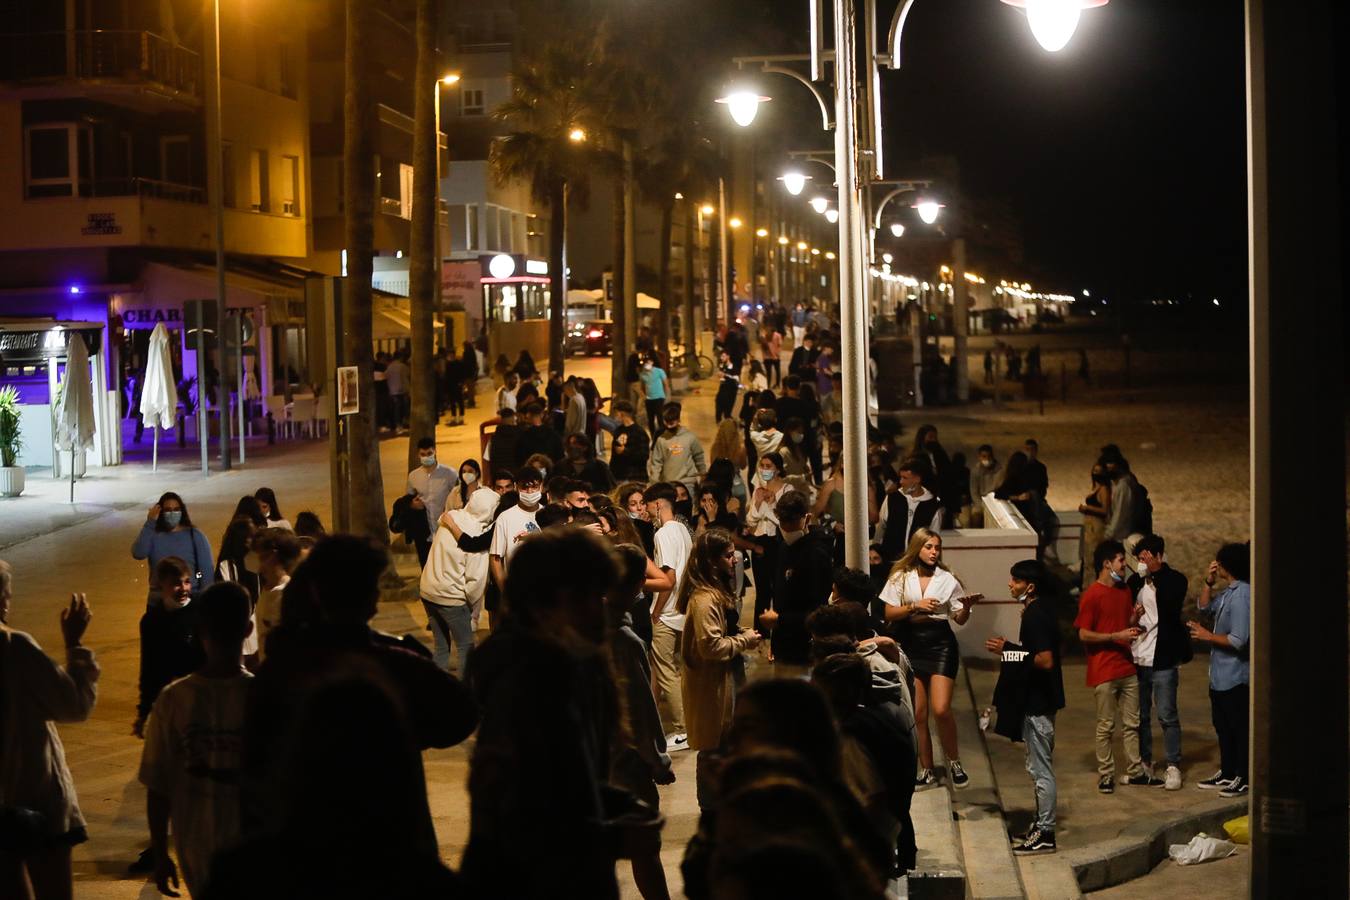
[1131,480,1154,536]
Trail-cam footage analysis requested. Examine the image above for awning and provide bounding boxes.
[373,298,412,340]
[0,319,104,365]
[132,262,306,327]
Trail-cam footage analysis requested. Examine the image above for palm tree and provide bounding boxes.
[342,0,388,542]
[406,0,438,471]
[490,42,601,378]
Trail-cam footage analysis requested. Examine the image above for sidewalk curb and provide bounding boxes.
[1062,798,1249,893]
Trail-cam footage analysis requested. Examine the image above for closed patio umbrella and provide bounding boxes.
[55,332,95,502]
[139,322,179,472]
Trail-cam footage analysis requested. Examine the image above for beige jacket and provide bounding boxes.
[0,627,99,838]
[680,588,756,751]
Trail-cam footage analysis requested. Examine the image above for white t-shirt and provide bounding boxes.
[1132,580,1159,666]
[879,567,966,622]
[652,519,693,630]
[496,386,518,412]
[744,482,792,537]
[138,672,252,896]
[254,575,290,661]
[490,504,540,568]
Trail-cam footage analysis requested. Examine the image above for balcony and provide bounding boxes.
[0,30,201,105]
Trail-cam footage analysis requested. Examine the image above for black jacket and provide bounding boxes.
[488,423,524,475]
[517,423,564,465]
[609,424,650,481]
[769,528,834,664]
[389,494,431,546]
[1127,564,1192,669]
[137,604,204,719]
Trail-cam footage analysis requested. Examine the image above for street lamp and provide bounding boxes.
[568,127,587,143]
[914,199,942,225]
[728,216,743,229]
[1001,0,1108,53]
[715,88,771,127]
[701,203,716,216]
[824,207,840,224]
[779,170,811,195]
[809,196,830,214]
[890,222,905,238]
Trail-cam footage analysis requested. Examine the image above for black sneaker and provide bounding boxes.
[127,848,155,874]
[915,768,938,787]
[1125,773,1164,787]
[1197,770,1235,790]
[1219,776,1249,798]
[1012,827,1057,855]
[949,760,970,788]
[1097,776,1114,794]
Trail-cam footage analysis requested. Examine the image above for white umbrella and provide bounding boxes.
[139,322,179,472]
[55,333,95,502]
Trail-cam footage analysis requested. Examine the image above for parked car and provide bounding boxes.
[567,320,613,356]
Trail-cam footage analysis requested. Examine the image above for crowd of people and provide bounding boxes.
[0,302,1253,898]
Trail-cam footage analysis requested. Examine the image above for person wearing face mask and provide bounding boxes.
[1126,533,1191,789]
[638,354,670,440]
[562,377,589,438]
[743,452,793,644]
[647,403,706,495]
[448,459,486,511]
[616,483,656,557]
[714,350,740,423]
[1073,541,1153,794]
[558,434,615,492]
[874,459,944,563]
[970,445,1003,525]
[136,557,205,739]
[778,417,812,480]
[608,400,650,482]
[985,560,1064,856]
[488,470,544,594]
[644,482,693,753]
[406,437,458,567]
[762,491,833,673]
[132,491,215,608]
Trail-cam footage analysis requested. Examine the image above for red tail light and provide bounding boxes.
[588,329,603,338]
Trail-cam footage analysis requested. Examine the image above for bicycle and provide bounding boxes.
[674,346,715,381]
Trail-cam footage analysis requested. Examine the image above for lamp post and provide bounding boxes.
[204,0,228,473]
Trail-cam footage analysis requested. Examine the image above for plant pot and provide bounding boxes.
[0,466,24,497]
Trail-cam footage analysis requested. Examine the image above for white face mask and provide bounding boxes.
[1137,560,1150,576]
[644,362,653,371]
[420,454,437,467]
[980,459,993,468]
[461,471,478,485]
[518,490,542,506]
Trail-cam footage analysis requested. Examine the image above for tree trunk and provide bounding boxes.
[407,0,438,469]
[610,173,627,396]
[622,138,638,379]
[682,201,696,360]
[656,198,673,369]
[547,179,568,377]
[343,0,388,543]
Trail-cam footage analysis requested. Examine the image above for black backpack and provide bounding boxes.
[1131,480,1154,536]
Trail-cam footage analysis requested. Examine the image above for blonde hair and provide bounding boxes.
[711,418,747,469]
[888,528,962,587]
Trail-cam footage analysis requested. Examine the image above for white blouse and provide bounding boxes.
[744,482,792,537]
[879,567,967,622]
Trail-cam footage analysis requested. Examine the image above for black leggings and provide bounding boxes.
[445,380,465,417]
[1210,683,1249,780]
[764,357,781,387]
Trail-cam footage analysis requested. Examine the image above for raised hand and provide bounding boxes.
[60,593,91,648]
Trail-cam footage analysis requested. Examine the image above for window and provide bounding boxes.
[466,204,479,249]
[461,88,485,116]
[249,149,269,212]
[25,124,93,198]
[279,43,298,99]
[160,136,191,186]
[399,162,413,219]
[221,142,236,208]
[282,155,299,215]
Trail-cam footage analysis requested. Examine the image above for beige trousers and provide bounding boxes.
[1093,674,1143,779]
[650,621,685,735]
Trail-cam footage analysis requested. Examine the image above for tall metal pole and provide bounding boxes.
[718,176,729,334]
[953,236,970,402]
[434,80,443,336]
[205,0,230,470]
[834,0,868,570]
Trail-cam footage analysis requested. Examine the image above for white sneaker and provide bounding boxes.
[1164,765,1183,791]
[665,733,689,752]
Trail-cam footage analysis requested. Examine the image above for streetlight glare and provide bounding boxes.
[779,171,810,196]
[890,223,905,238]
[777,235,790,245]
[568,127,587,142]
[824,251,837,260]
[716,90,770,127]
[915,200,941,225]
[1002,0,1108,53]
[797,241,809,251]
[729,216,743,229]
[701,204,716,216]
[755,227,769,237]
[809,196,830,214]
[810,247,821,255]
[440,73,461,85]
[882,252,893,264]
[824,208,839,223]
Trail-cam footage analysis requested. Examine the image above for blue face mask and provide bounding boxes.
[1109,569,1125,584]
[759,469,775,483]
[162,510,183,528]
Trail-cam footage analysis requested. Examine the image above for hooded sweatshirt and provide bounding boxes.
[647,424,706,491]
[750,425,784,458]
[421,488,499,615]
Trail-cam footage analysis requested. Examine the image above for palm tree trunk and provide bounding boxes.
[682,200,696,360]
[622,138,638,378]
[407,0,437,470]
[610,174,626,396]
[547,178,568,377]
[343,0,388,542]
[656,197,673,370]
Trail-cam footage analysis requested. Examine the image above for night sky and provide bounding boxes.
[717,0,1250,316]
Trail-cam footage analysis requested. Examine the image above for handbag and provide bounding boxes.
[0,632,51,851]
[187,528,206,595]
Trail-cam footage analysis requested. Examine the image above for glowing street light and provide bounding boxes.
[809,196,830,215]
[728,216,743,229]
[568,127,587,143]
[1000,0,1109,53]
[701,203,716,216]
[797,241,809,251]
[779,171,810,196]
[913,199,942,225]
[890,223,905,238]
[824,208,839,224]
[716,88,771,127]
[777,235,790,245]
[881,252,893,264]
[440,73,461,85]
[755,227,769,237]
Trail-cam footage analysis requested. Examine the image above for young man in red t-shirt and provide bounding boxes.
[1074,540,1158,792]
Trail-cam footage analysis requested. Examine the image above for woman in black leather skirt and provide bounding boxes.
[879,528,982,788]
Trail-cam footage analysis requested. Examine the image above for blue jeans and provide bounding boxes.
[1023,714,1057,831]
[1136,665,1182,767]
[422,600,474,678]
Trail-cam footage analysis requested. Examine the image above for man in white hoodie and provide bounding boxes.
[875,458,944,561]
[421,488,499,676]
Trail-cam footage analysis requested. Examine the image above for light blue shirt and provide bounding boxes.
[639,366,667,401]
[1208,580,1250,690]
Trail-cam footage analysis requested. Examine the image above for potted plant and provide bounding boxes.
[0,386,24,497]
